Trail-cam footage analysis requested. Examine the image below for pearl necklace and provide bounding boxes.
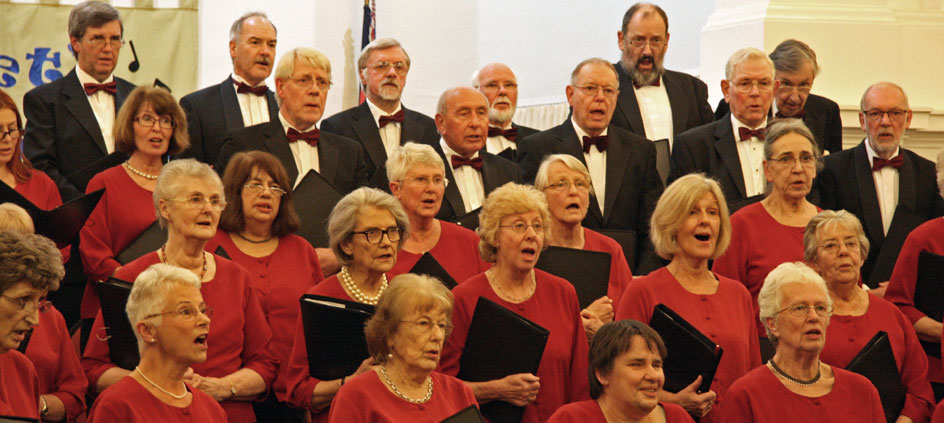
[767,359,822,386]
[159,244,208,282]
[135,367,188,399]
[125,161,159,180]
[380,365,433,404]
[486,268,536,303]
[339,266,387,305]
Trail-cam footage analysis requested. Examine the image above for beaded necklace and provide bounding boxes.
[338,266,387,305]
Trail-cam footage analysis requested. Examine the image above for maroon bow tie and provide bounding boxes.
[738,127,766,141]
[378,110,405,128]
[451,155,483,170]
[488,126,519,142]
[775,110,805,119]
[234,80,268,96]
[287,128,320,146]
[582,135,608,153]
[632,79,661,89]
[83,81,117,96]
[872,155,903,171]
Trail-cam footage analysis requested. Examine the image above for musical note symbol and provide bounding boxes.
[128,40,140,72]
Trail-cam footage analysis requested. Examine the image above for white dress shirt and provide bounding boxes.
[485,122,517,155]
[633,77,674,150]
[440,138,485,212]
[731,115,767,197]
[232,74,272,128]
[366,100,402,156]
[280,112,320,188]
[75,66,116,153]
[865,141,900,235]
[573,118,607,214]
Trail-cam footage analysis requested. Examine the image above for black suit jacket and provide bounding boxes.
[321,102,440,188]
[22,69,135,200]
[433,147,522,222]
[482,122,539,162]
[611,66,714,138]
[216,121,369,194]
[517,122,664,273]
[178,76,280,166]
[668,113,751,203]
[714,93,843,154]
[816,141,944,283]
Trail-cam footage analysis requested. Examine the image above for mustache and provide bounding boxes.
[382,77,401,89]
[255,57,272,66]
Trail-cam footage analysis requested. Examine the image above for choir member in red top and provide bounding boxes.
[0,231,65,420]
[616,173,759,422]
[329,273,478,422]
[535,153,634,339]
[548,320,693,423]
[281,186,409,422]
[386,142,489,282]
[723,262,884,423]
[933,400,944,423]
[87,263,226,422]
[78,86,189,333]
[440,183,590,423]
[713,119,822,336]
[81,159,276,423]
[0,89,63,212]
[806,210,934,422]
[208,151,322,423]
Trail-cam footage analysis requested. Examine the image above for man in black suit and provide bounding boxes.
[471,62,538,162]
[669,48,778,204]
[817,82,944,292]
[432,87,521,224]
[179,12,279,166]
[714,39,843,154]
[612,3,713,149]
[518,58,663,274]
[22,1,135,201]
[321,38,439,188]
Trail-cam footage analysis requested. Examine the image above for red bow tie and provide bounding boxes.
[234,80,268,96]
[872,155,903,171]
[287,128,320,146]
[632,79,661,89]
[83,81,117,96]
[582,135,608,153]
[738,127,766,141]
[488,126,519,142]
[378,110,405,128]
[451,155,483,170]
[775,110,805,119]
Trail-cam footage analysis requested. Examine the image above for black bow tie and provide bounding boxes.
[582,135,608,153]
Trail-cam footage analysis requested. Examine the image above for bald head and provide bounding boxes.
[473,63,519,127]
[435,87,490,158]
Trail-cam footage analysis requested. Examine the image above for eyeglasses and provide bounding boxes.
[368,61,409,75]
[819,238,861,254]
[134,114,175,130]
[401,318,453,336]
[500,222,544,233]
[730,79,774,93]
[287,76,332,91]
[83,35,124,49]
[768,154,816,168]
[777,81,812,95]
[244,183,287,197]
[352,226,403,244]
[401,176,449,188]
[545,179,590,192]
[166,195,226,211]
[0,128,20,140]
[479,81,518,94]
[0,294,51,313]
[573,84,619,99]
[145,306,214,321]
[778,304,833,317]
[863,109,908,123]
[627,37,665,49]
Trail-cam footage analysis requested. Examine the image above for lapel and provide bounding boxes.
[614,65,646,135]
[219,78,244,133]
[437,147,466,216]
[260,122,300,183]
[351,102,388,167]
[265,90,279,121]
[113,78,132,112]
[897,151,917,211]
[662,72,687,135]
[401,106,430,146]
[713,115,747,198]
[602,126,628,224]
[317,133,340,186]
[853,142,884,244]
[556,123,605,223]
[61,70,108,154]
[480,154,500,193]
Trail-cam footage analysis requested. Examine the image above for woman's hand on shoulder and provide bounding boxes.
[188,373,231,402]
[353,358,379,377]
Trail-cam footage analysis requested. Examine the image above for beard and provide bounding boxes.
[489,95,516,124]
[378,78,402,101]
[620,53,665,87]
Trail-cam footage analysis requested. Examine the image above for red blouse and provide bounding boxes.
[548,399,694,423]
[87,375,228,422]
[0,350,40,419]
[932,399,944,423]
[25,306,87,422]
[614,266,760,423]
[440,270,590,423]
[327,370,477,423]
[388,220,490,283]
[582,227,634,304]
[81,252,277,423]
[13,169,70,262]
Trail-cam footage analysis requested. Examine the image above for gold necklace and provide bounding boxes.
[339,266,387,305]
[486,268,536,302]
[159,244,207,282]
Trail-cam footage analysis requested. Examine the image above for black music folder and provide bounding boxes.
[293,170,344,248]
[98,277,139,370]
[845,331,905,423]
[299,294,375,380]
[213,245,231,260]
[440,405,486,423]
[596,229,635,271]
[409,252,458,289]
[66,151,127,194]
[649,304,723,393]
[0,182,104,247]
[450,208,481,231]
[868,205,926,287]
[458,297,549,423]
[0,416,39,423]
[535,246,611,309]
[116,221,164,265]
[914,250,944,358]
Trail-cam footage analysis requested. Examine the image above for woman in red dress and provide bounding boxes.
[0,89,62,212]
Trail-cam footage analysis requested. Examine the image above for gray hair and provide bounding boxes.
[386,142,445,183]
[274,47,332,87]
[757,262,831,343]
[68,1,122,58]
[764,118,823,172]
[357,38,410,71]
[327,187,410,267]
[153,159,224,228]
[725,47,775,81]
[570,58,618,86]
[229,11,276,43]
[126,263,202,350]
[0,231,64,295]
[860,81,909,111]
[937,149,944,200]
[534,154,595,197]
[435,87,489,116]
[803,210,870,264]
[769,39,819,77]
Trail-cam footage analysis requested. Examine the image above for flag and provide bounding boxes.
[359,0,376,104]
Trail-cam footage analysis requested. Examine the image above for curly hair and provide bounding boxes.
[0,231,64,294]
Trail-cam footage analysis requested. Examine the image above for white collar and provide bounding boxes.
[231,73,266,88]
[75,65,114,86]
[864,138,900,167]
[366,99,403,125]
[279,110,318,134]
[571,117,607,141]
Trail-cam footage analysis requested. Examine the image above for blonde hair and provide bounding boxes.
[274,47,332,91]
[650,174,731,260]
[0,203,34,234]
[364,273,453,363]
[476,183,552,263]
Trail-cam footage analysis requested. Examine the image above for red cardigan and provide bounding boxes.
[87,375,228,422]
[25,307,88,422]
[328,370,478,423]
[388,220,490,283]
[548,399,694,423]
[0,350,40,419]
